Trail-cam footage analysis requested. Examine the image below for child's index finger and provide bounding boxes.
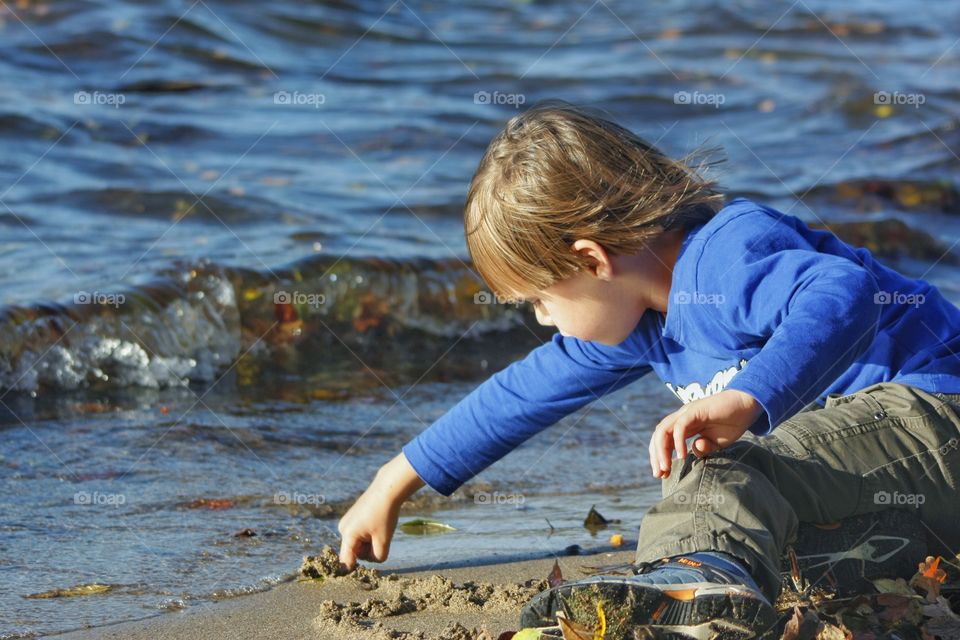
[659,428,673,475]
[338,537,356,570]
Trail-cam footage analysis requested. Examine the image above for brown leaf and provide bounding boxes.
[911,556,947,602]
[874,593,924,626]
[583,505,619,530]
[815,622,851,640]
[556,610,594,640]
[781,605,822,640]
[274,301,298,323]
[548,559,565,589]
[787,545,805,592]
[872,577,914,595]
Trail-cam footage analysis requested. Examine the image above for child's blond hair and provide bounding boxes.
[464,100,723,300]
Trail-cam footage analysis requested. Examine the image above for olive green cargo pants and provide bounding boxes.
[635,382,960,600]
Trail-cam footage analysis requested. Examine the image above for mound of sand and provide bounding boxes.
[301,546,547,639]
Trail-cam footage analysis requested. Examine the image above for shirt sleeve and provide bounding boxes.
[695,212,882,434]
[401,328,654,495]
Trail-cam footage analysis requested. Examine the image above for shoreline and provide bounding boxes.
[51,544,637,640]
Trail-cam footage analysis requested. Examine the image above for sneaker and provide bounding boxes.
[780,508,928,596]
[520,552,777,640]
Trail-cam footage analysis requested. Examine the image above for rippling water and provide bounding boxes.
[1,0,959,636]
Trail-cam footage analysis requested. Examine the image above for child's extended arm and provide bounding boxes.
[337,326,655,567]
[338,452,424,570]
[402,329,654,496]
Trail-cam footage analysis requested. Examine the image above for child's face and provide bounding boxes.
[520,234,681,346]
[527,266,648,346]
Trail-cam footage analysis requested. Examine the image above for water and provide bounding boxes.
[1,0,959,636]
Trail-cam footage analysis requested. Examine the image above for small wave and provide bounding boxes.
[0,271,240,393]
[0,256,529,393]
[208,573,293,600]
[31,188,278,224]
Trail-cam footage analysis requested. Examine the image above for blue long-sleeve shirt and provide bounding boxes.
[403,197,960,495]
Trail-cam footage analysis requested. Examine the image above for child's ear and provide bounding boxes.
[570,239,613,280]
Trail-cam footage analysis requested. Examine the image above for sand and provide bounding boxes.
[52,543,636,640]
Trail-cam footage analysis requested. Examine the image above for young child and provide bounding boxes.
[337,100,960,637]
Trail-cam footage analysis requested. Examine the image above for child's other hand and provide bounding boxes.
[648,389,763,479]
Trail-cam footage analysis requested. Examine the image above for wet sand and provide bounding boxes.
[53,544,636,640]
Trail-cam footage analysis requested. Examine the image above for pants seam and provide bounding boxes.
[864,445,953,476]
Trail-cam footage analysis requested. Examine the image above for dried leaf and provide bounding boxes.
[911,556,947,602]
[557,610,594,640]
[274,301,297,323]
[27,583,112,599]
[787,545,806,593]
[583,505,619,530]
[815,622,850,640]
[782,605,822,640]
[398,518,456,535]
[871,577,914,596]
[548,559,565,588]
[874,593,924,626]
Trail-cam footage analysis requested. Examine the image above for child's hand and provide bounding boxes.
[338,452,425,570]
[337,483,401,569]
[648,389,763,478]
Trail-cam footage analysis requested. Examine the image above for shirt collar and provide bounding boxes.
[662,223,704,342]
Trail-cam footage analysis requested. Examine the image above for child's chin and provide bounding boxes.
[560,328,627,345]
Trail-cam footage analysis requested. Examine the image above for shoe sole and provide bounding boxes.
[520,578,778,640]
[781,508,927,595]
